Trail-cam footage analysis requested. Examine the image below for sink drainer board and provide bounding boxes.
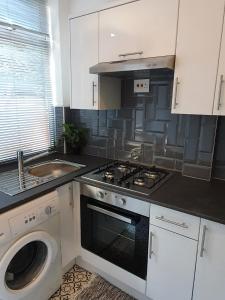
[0,160,85,196]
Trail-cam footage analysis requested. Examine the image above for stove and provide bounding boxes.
[82,161,171,195]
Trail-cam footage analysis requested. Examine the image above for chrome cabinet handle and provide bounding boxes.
[217,75,224,110]
[173,77,180,109]
[149,231,154,259]
[200,225,207,258]
[155,215,188,229]
[118,51,143,58]
[92,81,97,107]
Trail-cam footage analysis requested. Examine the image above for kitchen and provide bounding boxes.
[0,0,225,300]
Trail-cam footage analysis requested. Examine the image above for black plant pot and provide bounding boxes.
[66,143,82,155]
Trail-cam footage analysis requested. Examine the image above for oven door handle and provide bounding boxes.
[87,204,132,224]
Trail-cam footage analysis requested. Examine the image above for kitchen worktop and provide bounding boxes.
[77,169,225,225]
[1,154,225,225]
[0,153,110,214]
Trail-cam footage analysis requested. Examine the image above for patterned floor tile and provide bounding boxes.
[50,265,93,300]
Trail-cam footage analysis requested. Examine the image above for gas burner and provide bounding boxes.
[104,171,114,180]
[143,171,159,180]
[134,177,146,187]
[82,160,171,196]
[117,164,129,172]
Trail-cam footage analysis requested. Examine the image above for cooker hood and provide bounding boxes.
[90,55,175,76]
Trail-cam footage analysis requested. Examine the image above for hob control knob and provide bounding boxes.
[45,206,52,216]
[119,198,126,206]
[97,191,104,199]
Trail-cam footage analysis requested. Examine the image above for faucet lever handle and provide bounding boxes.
[17,150,24,159]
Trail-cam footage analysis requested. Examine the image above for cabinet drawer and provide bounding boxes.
[150,204,200,240]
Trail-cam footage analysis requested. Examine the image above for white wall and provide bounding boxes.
[69,0,137,17]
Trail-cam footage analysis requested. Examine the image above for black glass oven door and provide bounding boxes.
[80,195,149,279]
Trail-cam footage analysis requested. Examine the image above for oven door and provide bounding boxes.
[80,195,149,279]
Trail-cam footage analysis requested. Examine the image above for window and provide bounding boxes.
[0,0,55,163]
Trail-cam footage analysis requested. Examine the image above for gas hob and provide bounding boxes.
[82,161,171,196]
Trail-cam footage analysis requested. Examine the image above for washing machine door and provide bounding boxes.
[0,231,58,300]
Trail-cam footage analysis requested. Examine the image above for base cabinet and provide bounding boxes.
[146,225,197,300]
[57,183,76,270]
[73,181,80,257]
[71,183,225,300]
[193,220,225,300]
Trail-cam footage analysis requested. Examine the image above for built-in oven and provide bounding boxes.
[80,185,149,279]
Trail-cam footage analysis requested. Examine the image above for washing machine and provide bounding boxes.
[0,191,62,300]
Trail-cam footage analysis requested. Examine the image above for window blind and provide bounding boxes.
[0,0,55,163]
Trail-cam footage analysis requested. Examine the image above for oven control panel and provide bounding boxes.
[81,184,150,217]
[114,194,127,207]
[96,190,108,201]
[96,189,127,207]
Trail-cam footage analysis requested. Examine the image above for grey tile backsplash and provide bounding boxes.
[63,72,221,181]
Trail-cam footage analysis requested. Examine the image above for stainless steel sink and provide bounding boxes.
[0,159,85,196]
[27,160,84,178]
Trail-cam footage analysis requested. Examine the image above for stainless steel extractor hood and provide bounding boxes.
[90,55,175,75]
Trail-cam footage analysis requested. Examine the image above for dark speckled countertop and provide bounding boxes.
[1,154,225,225]
[147,173,225,224]
[0,153,110,214]
[77,170,225,225]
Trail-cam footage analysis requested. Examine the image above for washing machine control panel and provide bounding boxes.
[9,197,59,237]
[0,220,11,245]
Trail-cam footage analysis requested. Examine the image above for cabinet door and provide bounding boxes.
[57,183,76,270]
[214,15,225,115]
[193,220,225,300]
[73,181,80,257]
[70,13,99,109]
[99,0,178,62]
[172,0,225,115]
[146,225,197,300]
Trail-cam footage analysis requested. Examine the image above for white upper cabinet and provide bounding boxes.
[70,13,99,110]
[193,220,225,300]
[213,16,225,115]
[99,0,179,62]
[70,13,121,110]
[172,0,225,115]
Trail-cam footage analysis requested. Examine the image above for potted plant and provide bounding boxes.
[63,123,88,154]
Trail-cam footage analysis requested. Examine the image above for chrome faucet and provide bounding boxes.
[17,150,51,185]
[17,151,25,179]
